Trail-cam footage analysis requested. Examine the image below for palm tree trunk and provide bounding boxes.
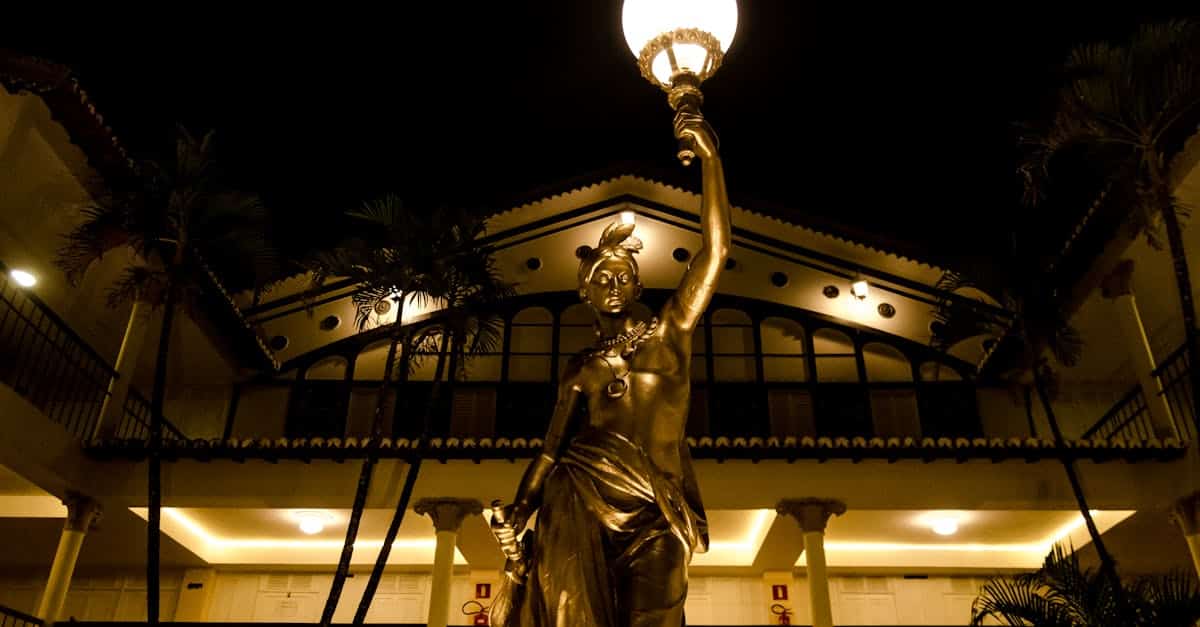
[1032,369,1119,582]
[1161,204,1199,437]
[353,329,452,625]
[1023,385,1038,437]
[320,302,406,626]
[147,285,176,626]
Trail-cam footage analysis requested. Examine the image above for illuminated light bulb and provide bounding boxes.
[850,277,869,300]
[931,519,959,536]
[10,269,37,288]
[295,511,331,535]
[620,211,637,226]
[622,0,739,88]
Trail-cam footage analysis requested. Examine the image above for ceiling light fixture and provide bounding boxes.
[850,274,869,300]
[294,510,333,535]
[9,269,37,288]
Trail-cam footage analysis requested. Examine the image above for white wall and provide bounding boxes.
[0,569,995,625]
[0,570,181,622]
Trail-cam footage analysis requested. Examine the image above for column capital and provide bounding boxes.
[63,491,102,533]
[777,498,846,533]
[415,498,483,533]
[1101,259,1136,299]
[1173,492,1200,535]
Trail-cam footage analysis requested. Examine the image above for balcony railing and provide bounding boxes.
[1155,343,1196,441]
[116,388,187,442]
[1083,343,1196,443]
[0,603,42,627]
[0,261,117,440]
[281,379,985,443]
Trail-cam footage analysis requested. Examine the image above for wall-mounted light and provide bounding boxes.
[850,274,869,301]
[294,511,334,535]
[620,211,637,226]
[9,269,37,288]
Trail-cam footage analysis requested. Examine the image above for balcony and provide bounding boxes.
[0,260,186,446]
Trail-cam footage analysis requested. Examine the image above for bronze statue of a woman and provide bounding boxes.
[490,108,730,627]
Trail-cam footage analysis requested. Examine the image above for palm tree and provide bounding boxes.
[304,201,511,625]
[931,241,1118,585]
[972,545,1200,626]
[55,126,275,625]
[1020,19,1200,437]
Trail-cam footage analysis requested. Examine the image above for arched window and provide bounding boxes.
[919,361,962,382]
[711,308,754,382]
[354,339,397,381]
[761,316,807,382]
[864,343,918,437]
[863,343,912,382]
[558,304,594,375]
[813,328,858,382]
[509,307,553,382]
[306,356,348,380]
[459,317,505,382]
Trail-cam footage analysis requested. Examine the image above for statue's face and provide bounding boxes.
[582,257,641,315]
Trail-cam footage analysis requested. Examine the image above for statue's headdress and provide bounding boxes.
[577,221,643,289]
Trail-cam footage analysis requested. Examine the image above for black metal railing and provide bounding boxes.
[116,388,187,442]
[1154,344,1196,442]
[280,379,984,443]
[0,261,117,440]
[1083,342,1196,443]
[1081,385,1152,441]
[0,603,42,627]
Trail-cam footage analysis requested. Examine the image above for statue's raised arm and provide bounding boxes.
[660,109,732,336]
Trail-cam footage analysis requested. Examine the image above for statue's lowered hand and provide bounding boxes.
[490,500,524,562]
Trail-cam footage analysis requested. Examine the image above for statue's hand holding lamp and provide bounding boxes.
[622,0,738,165]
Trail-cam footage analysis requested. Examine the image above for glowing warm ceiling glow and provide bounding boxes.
[294,510,333,535]
[798,510,1135,570]
[131,508,466,566]
[0,495,67,518]
[691,509,772,567]
[931,519,959,536]
[9,269,37,288]
[917,511,967,537]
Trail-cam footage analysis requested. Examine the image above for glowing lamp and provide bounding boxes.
[295,511,332,535]
[620,211,637,225]
[622,0,739,165]
[930,519,959,536]
[622,0,738,89]
[850,276,869,301]
[10,269,36,288]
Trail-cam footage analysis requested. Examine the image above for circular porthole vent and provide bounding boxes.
[319,315,341,332]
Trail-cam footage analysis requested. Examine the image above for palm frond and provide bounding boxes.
[972,574,1076,627]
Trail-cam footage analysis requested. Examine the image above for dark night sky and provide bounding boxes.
[3,4,1183,262]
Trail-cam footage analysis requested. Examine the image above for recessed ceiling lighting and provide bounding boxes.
[930,518,959,536]
[919,512,964,536]
[294,511,333,535]
[10,269,37,288]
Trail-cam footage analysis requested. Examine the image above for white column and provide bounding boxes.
[95,299,152,440]
[1173,492,1200,579]
[416,498,483,627]
[778,499,845,627]
[1101,260,1179,439]
[37,492,102,624]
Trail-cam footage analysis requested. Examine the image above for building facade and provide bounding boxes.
[1,55,1198,626]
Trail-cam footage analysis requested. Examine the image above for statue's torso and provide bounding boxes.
[572,324,690,478]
